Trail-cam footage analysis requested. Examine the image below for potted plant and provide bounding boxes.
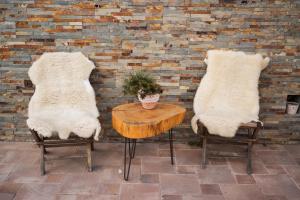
[123,71,163,109]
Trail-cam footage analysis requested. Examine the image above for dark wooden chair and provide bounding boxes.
[30,129,94,175]
[197,120,262,174]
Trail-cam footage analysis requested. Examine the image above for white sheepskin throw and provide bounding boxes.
[27,52,101,140]
[191,50,270,137]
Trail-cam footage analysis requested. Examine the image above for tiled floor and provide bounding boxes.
[0,141,299,200]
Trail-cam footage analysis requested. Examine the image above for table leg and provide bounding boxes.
[169,129,174,165]
[124,138,137,181]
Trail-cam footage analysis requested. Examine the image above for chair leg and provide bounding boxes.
[247,127,258,175]
[40,144,45,175]
[202,133,207,169]
[87,143,92,172]
[91,141,94,151]
[199,137,203,148]
[247,141,252,175]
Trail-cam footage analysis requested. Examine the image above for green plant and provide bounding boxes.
[123,71,162,99]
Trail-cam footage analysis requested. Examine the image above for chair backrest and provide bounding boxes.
[28,52,99,118]
[194,50,269,120]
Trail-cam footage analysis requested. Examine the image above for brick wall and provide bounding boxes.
[0,0,299,143]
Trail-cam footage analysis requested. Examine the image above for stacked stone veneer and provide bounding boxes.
[0,0,299,143]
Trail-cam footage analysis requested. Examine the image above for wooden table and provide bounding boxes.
[112,103,186,181]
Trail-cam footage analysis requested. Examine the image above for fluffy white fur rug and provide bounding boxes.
[191,50,270,137]
[27,52,101,140]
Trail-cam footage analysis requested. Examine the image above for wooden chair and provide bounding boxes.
[197,120,262,174]
[30,129,94,175]
[27,52,101,175]
[192,50,269,174]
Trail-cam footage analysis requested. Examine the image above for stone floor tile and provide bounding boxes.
[45,146,85,156]
[208,143,246,153]
[265,165,287,175]
[131,157,141,165]
[159,143,199,150]
[0,154,5,164]
[182,194,225,200]
[175,149,201,165]
[77,194,119,200]
[120,183,160,200]
[0,142,36,151]
[158,143,171,150]
[14,183,60,200]
[162,194,183,200]
[56,194,77,200]
[256,150,297,165]
[176,166,198,174]
[46,158,88,174]
[142,157,175,174]
[294,157,300,165]
[208,157,227,166]
[0,150,39,165]
[235,175,256,184]
[282,165,300,187]
[59,174,100,194]
[94,167,123,183]
[93,148,123,167]
[228,158,268,174]
[253,144,286,151]
[134,143,159,157]
[44,174,66,184]
[159,149,172,157]
[220,184,266,200]
[140,174,159,183]
[198,166,235,184]
[122,164,141,183]
[254,174,300,200]
[200,184,222,195]
[0,164,13,175]
[93,143,123,152]
[0,192,15,200]
[0,174,8,182]
[0,182,22,194]
[160,174,201,195]
[7,164,46,183]
[284,145,300,158]
[264,195,288,200]
[97,183,120,195]
[174,143,201,150]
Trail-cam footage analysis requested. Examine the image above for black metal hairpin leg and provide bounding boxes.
[124,137,137,181]
[169,129,174,165]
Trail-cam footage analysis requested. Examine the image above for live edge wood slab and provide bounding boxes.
[112,103,186,139]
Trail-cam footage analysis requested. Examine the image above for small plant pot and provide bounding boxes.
[138,94,160,110]
[286,102,299,115]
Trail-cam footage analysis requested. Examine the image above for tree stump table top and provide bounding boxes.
[112,103,186,139]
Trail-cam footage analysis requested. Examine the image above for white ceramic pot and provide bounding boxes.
[287,102,299,115]
[138,93,160,110]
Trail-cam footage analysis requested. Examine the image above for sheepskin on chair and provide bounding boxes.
[191,50,270,137]
[27,52,101,140]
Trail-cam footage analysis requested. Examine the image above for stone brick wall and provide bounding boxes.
[1,0,299,143]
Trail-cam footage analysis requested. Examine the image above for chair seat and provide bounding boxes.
[240,121,262,128]
[200,133,257,143]
[197,120,262,132]
[197,120,262,143]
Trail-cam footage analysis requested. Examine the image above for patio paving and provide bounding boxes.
[0,141,299,200]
